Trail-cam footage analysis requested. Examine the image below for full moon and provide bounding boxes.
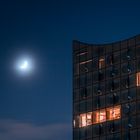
[19,60,29,70]
[15,56,34,75]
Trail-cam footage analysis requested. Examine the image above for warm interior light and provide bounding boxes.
[106,106,121,120]
[96,109,106,123]
[99,58,105,69]
[79,105,121,127]
[136,72,140,86]
[79,114,86,127]
[87,112,92,126]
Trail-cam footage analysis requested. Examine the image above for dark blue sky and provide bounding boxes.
[0,0,140,140]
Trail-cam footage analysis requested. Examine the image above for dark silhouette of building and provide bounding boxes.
[73,35,140,140]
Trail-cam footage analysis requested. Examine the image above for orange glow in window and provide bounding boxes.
[106,105,121,120]
[99,58,105,69]
[79,114,86,127]
[87,112,92,126]
[136,72,140,86]
[96,109,106,123]
[79,105,121,127]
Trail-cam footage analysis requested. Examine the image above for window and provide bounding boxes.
[106,106,121,121]
[136,72,140,86]
[79,113,86,127]
[87,112,92,126]
[79,105,121,127]
[96,109,106,123]
[99,58,105,69]
[79,112,92,127]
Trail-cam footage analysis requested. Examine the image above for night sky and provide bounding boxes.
[0,0,140,140]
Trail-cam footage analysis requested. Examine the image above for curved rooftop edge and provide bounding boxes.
[73,34,140,47]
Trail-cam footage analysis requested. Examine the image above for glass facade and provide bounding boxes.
[73,35,140,140]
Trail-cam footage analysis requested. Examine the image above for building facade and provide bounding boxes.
[73,35,140,140]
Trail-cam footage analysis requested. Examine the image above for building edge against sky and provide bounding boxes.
[73,35,140,140]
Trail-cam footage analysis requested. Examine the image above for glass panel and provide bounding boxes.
[86,125,92,138]
[121,40,127,49]
[93,46,98,57]
[106,44,112,54]
[121,76,129,89]
[99,71,105,81]
[93,57,98,71]
[121,89,128,103]
[99,57,105,69]
[99,46,105,56]
[136,72,140,86]
[86,72,92,86]
[93,71,99,83]
[113,42,120,52]
[121,48,135,62]
[86,60,93,72]
[106,54,113,66]
[136,35,140,44]
[80,88,86,99]
[73,129,79,140]
[93,109,106,123]
[136,45,140,57]
[106,105,121,121]
[93,83,98,96]
[80,63,88,74]
[128,88,136,101]
[106,121,114,134]
[106,92,120,106]
[74,89,79,101]
[87,46,92,59]
[87,112,92,126]
[80,75,86,87]
[92,125,100,137]
[74,76,79,89]
[80,127,86,139]
[137,59,140,71]
[74,103,79,114]
[80,101,86,113]
[122,62,135,75]
[79,113,86,127]
[100,95,105,108]
[128,38,135,46]
[73,116,79,128]
[114,52,120,64]
[114,120,121,132]
[74,63,79,75]
[79,49,87,62]
[130,130,137,140]
[87,99,92,112]
[129,74,135,87]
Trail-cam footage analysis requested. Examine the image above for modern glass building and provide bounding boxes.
[73,35,140,140]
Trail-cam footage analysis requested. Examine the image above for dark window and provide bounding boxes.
[99,46,105,56]
[80,101,86,113]
[86,72,92,85]
[80,75,86,87]
[136,45,140,57]
[74,89,79,101]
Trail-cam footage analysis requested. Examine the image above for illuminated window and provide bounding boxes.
[96,109,106,123]
[73,120,76,127]
[86,112,92,126]
[79,105,121,127]
[79,113,86,127]
[136,72,140,86]
[99,58,105,69]
[106,105,121,121]
[93,109,106,124]
[79,112,92,127]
